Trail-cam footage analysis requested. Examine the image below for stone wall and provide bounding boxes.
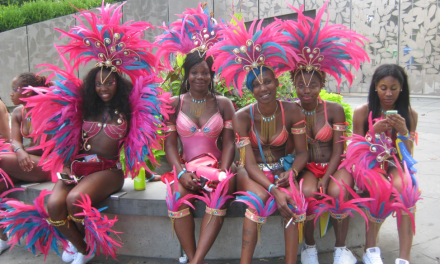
[1,0,439,107]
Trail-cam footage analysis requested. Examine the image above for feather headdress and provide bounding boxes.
[23,48,83,182]
[56,1,156,83]
[207,16,298,96]
[155,3,223,70]
[0,190,68,260]
[280,1,369,91]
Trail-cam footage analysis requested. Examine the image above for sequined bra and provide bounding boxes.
[82,111,127,151]
[304,100,333,143]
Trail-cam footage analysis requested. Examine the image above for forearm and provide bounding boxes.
[246,163,273,190]
[164,142,184,174]
[290,151,308,175]
[219,143,234,171]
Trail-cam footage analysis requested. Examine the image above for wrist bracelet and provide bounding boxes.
[177,169,187,180]
[146,174,155,181]
[291,168,298,177]
[268,184,276,193]
[13,146,22,153]
[397,131,410,140]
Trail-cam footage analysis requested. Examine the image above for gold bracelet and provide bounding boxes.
[69,214,85,224]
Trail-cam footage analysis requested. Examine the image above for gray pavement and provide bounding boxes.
[1,95,439,264]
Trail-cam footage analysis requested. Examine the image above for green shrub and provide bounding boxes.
[0,0,118,32]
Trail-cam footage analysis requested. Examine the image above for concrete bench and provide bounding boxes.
[7,179,366,260]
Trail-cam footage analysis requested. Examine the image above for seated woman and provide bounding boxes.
[208,18,308,264]
[0,97,9,140]
[0,72,51,254]
[278,3,370,264]
[157,6,235,264]
[339,64,418,264]
[1,4,168,264]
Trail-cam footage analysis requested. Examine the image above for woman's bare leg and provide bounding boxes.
[329,168,354,247]
[300,171,319,246]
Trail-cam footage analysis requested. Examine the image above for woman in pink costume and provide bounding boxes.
[0,2,170,264]
[157,5,235,264]
[0,72,51,253]
[208,16,308,263]
[280,2,370,263]
[339,64,419,264]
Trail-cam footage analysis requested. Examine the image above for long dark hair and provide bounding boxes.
[177,52,218,110]
[82,67,132,124]
[365,64,412,133]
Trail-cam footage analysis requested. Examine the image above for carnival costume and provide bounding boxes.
[0,1,171,260]
[339,113,420,231]
[207,14,305,242]
[156,4,238,232]
[278,2,370,233]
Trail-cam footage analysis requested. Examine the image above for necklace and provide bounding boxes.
[302,99,319,131]
[257,101,278,141]
[189,91,209,118]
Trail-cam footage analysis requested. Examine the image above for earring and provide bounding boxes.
[185,80,189,92]
[375,90,377,92]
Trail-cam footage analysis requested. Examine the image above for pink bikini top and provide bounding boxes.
[249,101,289,147]
[176,94,223,161]
[301,100,333,143]
[82,114,127,151]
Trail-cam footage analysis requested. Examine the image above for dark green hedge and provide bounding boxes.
[0,0,118,32]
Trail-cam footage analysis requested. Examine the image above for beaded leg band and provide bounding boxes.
[168,208,191,237]
[69,214,85,224]
[205,207,226,226]
[47,216,70,227]
[401,206,416,216]
[245,209,267,245]
[366,210,385,224]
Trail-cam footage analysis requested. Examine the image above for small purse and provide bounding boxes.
[185,153,218,173]
[279,154,295,172]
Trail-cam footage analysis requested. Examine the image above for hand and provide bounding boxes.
[62,166,72,176]
[16,149,33,172]
[276,170,293,188]
[272,189,295,222]
[317,175,330,195]
[372,119,391,134]
[387,114,408,135]
[180,172,201,191]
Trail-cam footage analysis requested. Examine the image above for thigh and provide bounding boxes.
[388,166,405,193]
[0,153,50,182]
[47,180,75,216]
[297,170,318,198]
[67,169,125,207]
[236,167,269,203]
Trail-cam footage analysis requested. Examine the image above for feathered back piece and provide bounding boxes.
[208,16,298,96]
[155,3,223,70]
[56,1,156,83]
[280,1,369,91]
[339,112,396,191]
[23,48,83,182]
[0,190,68,260]
[122,74,173,177]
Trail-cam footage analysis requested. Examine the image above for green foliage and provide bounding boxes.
[319,90,353,133]
[0,0,118,32]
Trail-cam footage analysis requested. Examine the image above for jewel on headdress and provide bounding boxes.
[233,48,240,54]
[105,60,112,67]
[116,60,122,65]
[111,66,117,72]
[240,46,247,53]
[192,35,197,40]
[96,42,101,47]
[244,66,250,72]
[110,46,116,52]
[194,41,199,45]
[203,28,207,33]
[203,34,209,39]
[201,44,206,49]
[256,46,260,51]
[114,33,120,40]
[123,51,128,56]
[246,40,253,46]
[211,31,215,36]
[85,39,90,45]
[99,53,105,59]
[105,38,111,44]
[118,43,124,47]
[306,48,311,53]
[252,62,258,67]
[309,54,313,58]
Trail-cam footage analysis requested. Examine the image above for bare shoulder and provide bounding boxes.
[234,104,251,119]
[281,100,301,113]
[11,105,23,119]
[409,107,418,129]
[216,95,234,108]
[325,100,344,111]
[169,95,180,109]
[353,103,369,119]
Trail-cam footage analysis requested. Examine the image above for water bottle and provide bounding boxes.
[134,167,146,191]
[196,166,227,181]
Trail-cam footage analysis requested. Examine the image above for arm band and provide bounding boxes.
[224,120,233,130]
[333,122,349,131]
[291,127,306,134]
[397,131,410,140]
[165,125,176,133]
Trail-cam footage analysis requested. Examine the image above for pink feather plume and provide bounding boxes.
[198,170,235,210]
[165,166,199,212]
[73,193,122,259]
[278,172,308,219]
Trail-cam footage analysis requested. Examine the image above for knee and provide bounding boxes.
[302,185,318,198]
[327,184,344,200]
[66,191,84,214]
[47,194,67,218]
